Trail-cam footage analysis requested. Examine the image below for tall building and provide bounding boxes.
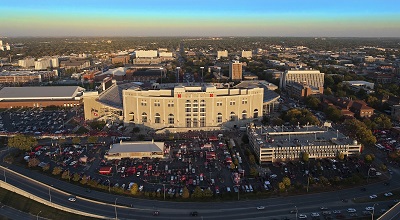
[18,58,36,68]
[241,50,252,59]
[217,50,228,59]
[280,70,324,89]
[35,59,52,70]
[229,61,243,80]
[135,50,158,58]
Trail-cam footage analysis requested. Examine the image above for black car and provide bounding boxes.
[153,211,160,216]
[190,211,198,216]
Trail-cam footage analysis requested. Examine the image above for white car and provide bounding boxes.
[384,192,393,197]
[68,197,76,202]
[347,208,357,213]
[257,206,265,210]
[311,212,320,217]
[298,214,307,219]
[370,194,378,199]
[365,207,374,211]
[333,210,341,214]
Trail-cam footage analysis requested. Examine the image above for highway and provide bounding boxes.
[2,162,400,220]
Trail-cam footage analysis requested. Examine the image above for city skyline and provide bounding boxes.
[1,0,400,37]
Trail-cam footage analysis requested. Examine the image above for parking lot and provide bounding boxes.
[0,107,79,134]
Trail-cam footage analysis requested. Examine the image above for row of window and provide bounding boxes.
[139,99,249,107]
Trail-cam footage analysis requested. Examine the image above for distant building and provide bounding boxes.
[241,50,252,59]
[0,71,57,84]
[217,50,228,59]
[111,55,131,65]
[229,61,243,80]
[18,58,35,68]
[280,70,324,98]
[135,50,158,58]
[60,59,91,70]
[391,105,400,121]
[343,81,374,94]
[35,59,51,70]
[0,86,84,108]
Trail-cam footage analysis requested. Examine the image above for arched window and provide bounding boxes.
[155,113,161,123]
[217,113,222,123]
[168,114,174,124]
[141,112,147,123]
[242,110,247,120]
[230,112,236,121]
[129,112,134,122]
[253,109,259,118]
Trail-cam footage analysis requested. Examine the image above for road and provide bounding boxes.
[2,161,400,220]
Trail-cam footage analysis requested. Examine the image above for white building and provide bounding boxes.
[18,58,36,68]
[35,59,52,70]
[217,50,228,59]
[279,70,324,89]
[241,50,252,59]
[135,50,158,58]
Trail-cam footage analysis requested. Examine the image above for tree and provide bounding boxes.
[241,134,249,144]
[282,177,291,187]
[182,186,190,199]
[192,186,203,198]
[52,166,63,175]
[364,154,375,163]
[230,163,236,170]
[372,114,392,130]
[324,106,342,122]
[130,183,139,195]
[203,188,213,197]
[305,96,321,110]
[80,175,88,185]
[337,152,345,161]
[61,170,71,180]
[73,173,81,182]
[278,182,286,191]
[8,134,38,151]
[72,137,81,145]
[42,164,50,172]
[249,167,259,177]
[28,158,40,167]
[302,152,309,162]
[58,138,66,145]
[248,155,256,165]
[87,136,98,144]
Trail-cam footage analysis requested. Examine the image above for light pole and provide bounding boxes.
[372,203,378,220]
[36,211,42,220]
[114,198,118,220]
[159,67,164,85]
[200,67,204,83]
[163,184,166,200]
[295,206,298,220]
[367,167,374,183]
[3,168,6,183]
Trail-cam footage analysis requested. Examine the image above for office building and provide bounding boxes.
[0,71,57,84]
[18,58,36,68]
[229,61,243,80]
[217,50,228,59]
[241,50,252,59]
[135,50,158,58]
[280,70,324,98]
[247,124,361,163]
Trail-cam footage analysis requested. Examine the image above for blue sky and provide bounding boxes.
[1,0,399,37]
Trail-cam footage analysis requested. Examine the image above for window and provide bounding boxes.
[154,101,160,107]
[242,99,248,105]
[200,108,205,112]
[217,113,222,123]
[168,103,174,107]
[129,112,134,122]
[200,100,206,107]
[230,112,236,121]
[200,117,205,127]
[186,118,191,128]
[168,114,174,124]
[242,110,247,120]
[141,100,147,106]
[141,112,147,123]
[155,113,161,123]
[217,102,222,107]
[230,101,236,106]
[193,118,198,127]
[253,109,259,118]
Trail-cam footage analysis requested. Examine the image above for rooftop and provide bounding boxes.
[0,86,84,100]
[108,141,163,154]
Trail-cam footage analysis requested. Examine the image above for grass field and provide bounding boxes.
[0,188,97,220]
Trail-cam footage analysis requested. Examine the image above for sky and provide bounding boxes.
[1,0,400,37]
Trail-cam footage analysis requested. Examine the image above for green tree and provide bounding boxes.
[192,186,203,198]
[372,114,392,130]
[8,134,38,151]
[282,177,291,187]
[58,138,66,145]
[61,170,71,180]
[302,152,309,162]
[42,164,50,172]
[130,183,139,195]
[230,163,236,170]
[80,175,88,185]
[364,154,375,163]
[72,173,81,182]
[248,154,256,165]
[249,167,259,177]
[278,182,286,192]
[182,186,190,199]
[72,137,81,145]
[203,188,213,197]
[52,166,62,175]
[87,136,98,144]
[305,96,321,110]
[324,106,342,122]
[28,158,40,167]
[337,152,345,161]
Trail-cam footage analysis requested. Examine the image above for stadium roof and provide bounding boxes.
[109,141,163,154]
[0,86,85,101]
[97,83,138,109]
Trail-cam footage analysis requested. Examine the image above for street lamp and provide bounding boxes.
[37,211,42,220]
[295,206,298,220]
[3,168,6,183]
[48,186,52,203]
[114,198,118,220]
[163,184,166,200]
[159,67,164,85]
[367,167,374,183]
[372,203,378,220]
[200,67,204,83]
